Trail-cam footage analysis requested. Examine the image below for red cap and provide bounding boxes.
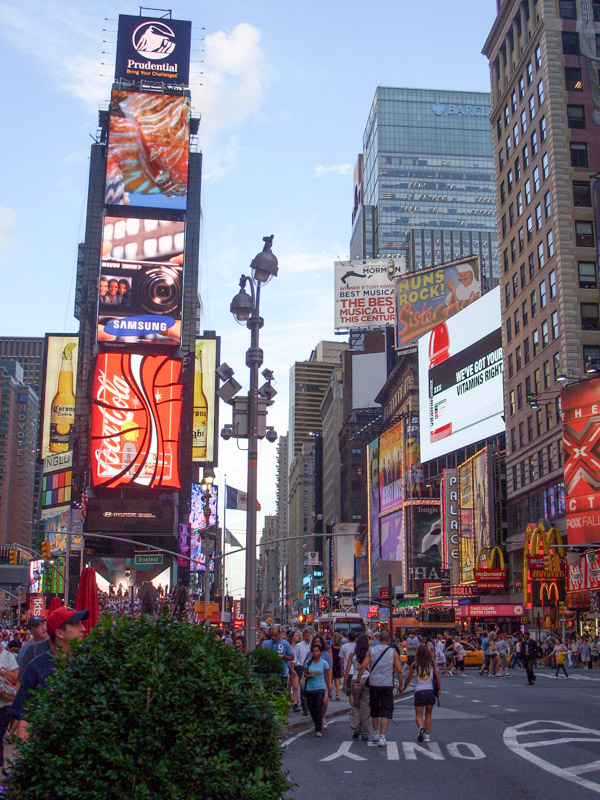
[47,607,89,637]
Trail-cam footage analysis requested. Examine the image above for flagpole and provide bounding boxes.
[221,474,227,624]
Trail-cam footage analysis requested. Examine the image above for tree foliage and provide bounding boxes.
[8,615,290,800]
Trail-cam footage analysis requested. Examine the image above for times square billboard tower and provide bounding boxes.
[73,11,203,565]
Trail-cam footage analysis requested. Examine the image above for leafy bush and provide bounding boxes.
[8,615,290,800]
[247,647,290,724]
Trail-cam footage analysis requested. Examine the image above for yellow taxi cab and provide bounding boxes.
[460,641,484,666]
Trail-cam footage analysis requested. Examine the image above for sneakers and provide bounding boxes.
[424,734,431,742]
[361,734,369,741]
[417,726,425,743]
[322,720,328,730]
[292,703,301,712]
[315,731,322,737]
[352,728,360,740]
[372,732,380,743]
[378,735,387,747]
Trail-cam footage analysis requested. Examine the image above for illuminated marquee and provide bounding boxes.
[90,353,182,489]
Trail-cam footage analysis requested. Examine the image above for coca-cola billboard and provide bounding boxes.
[90,352,182,489]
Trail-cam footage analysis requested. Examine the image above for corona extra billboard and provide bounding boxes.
[90,353,182,489]
[562,376,600,544]
[41,335,78,459]
[192,338,219,464]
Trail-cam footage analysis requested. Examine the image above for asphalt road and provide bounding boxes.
[282,666,600,799]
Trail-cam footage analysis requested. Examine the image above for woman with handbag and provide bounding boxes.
[403,644,441,743]
[303,644,330,737]
[0,646,18,774]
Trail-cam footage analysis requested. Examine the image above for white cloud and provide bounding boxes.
[0,206,17,262]
[311,163,352,179]
[191,23,270,178]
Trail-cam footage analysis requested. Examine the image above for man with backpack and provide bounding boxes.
[355,629,404,748]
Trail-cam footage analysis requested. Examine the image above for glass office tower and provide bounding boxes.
[351,86,498,282]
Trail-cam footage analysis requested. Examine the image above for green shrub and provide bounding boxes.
[247,647,290,724]
[8,615,290,800]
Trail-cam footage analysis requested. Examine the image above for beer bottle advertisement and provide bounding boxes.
[193,341,208,459]
[42,336,79,459]
[192,337,217,463]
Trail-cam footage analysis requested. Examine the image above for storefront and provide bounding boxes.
[457,602,525,633]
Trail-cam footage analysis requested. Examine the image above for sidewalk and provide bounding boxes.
[286,695,351,733]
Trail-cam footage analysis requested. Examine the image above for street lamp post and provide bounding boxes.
[229,235,278,650]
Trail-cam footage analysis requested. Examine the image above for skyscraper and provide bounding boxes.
[483,0,600,534]
[352,86,498,282]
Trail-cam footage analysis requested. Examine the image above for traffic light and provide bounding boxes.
[41,539,52,560]
[9,550,17,565]
[526,392,538,409]
[298,613,305,623]
[354,539,361,558]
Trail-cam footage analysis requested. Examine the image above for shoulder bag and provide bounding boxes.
[365,646,391,689]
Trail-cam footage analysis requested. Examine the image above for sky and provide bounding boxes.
[0,0,498,597]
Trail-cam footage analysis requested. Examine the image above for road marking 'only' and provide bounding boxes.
[319,741,485,762]
[504,720,600,794]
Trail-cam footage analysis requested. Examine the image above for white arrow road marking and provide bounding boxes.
[320,741,367,762]
[504,720,600,794]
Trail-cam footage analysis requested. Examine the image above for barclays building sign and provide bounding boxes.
[431,103,491,117]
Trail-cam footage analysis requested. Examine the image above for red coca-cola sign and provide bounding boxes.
[90,353,182,489]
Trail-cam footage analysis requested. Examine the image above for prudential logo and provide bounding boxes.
[132,21,176,60]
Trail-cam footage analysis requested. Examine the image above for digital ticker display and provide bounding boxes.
[105,90,190,211]
[90,353,182,489]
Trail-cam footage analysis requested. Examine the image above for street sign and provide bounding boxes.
[379,587,390,600]
[134,553,163,565]
[305,552,321,566]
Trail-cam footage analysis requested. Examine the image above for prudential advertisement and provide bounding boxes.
[418,287,504,463]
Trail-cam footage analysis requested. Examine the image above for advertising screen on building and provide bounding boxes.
[43,508,84,554]
[379,420,403,514]
[90,353,182,489]
[563,376,600,544]
[472,448,491,559]
[192,338,219,464]
[114,15,192,86]
[380,509,403,563]
[334,257,405,330]
[105,90,190,211]
[407,504,442,593]
[41,335,78,460]
[459,460,475,583]
[41,453,72,512]
[98,217,185,345]
[367,437,380,597]
[86,497,174,533]
[442,469,460,584]
[418,287,504,463]
[190,483,218,530]
[404,415,426,501]
[395,256,481,346]
[189,531,215,573]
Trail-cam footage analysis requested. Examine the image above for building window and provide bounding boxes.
[510,427,517,452]
[533,329,540,356]
[508,353,514,378]
[540,280,547,308]
[523,143,529,168]
[562,32,580,55]
[505,283,511,308]
[510,390,515,416]
[520,108,527,134]
[518,227,525,252]
[509,204,515,228]
[533,166,540,193]
[502,214,507,238]
[544,191,551,218]
[570,142,589,167]
[506,137,512,160]
[551,310,559,339]
[513,122,519,147]
[567,105,586,129]
[584,345,600,373]
[527,60,533,84]
[543,360,550,389]
[496,117,502,140]
[513,465,518,490]
[517,384,523,410]
[578,261,597,288]
[553,352,560,381]
[535,204,542,231]
[565,66,583,91]
[518,422,524,447]
[499,149,504,171]
[542,152,549,179]
[529,94,536,120]
[594,0,600,22]
[537,79,544,105]
[542,320,549,347]
[547,229,554,258]
[549,268,556,298]
[507,318,512,343]
[573,180,591,206]
[527,216,533,242]
[516,344,522,371]
[525,179,531,204]
[538,450,545,478]
[503,249,509,273]
[511,90,517,113]
[519,75,525,99]
[527,415,534,441]
[581,303,600,331]
[535,43,542,69]
[524,337,530,364]
[540,116,547,141]
[500,181,506,204]
[511,238,517,264]
[537,409,544,436]
[521,461,526,487]
[547,443,554,473]
[504,104,510,126]
[537,241,545,270]
[522,298,528,325]
[576,220,594,247]
[559,0,577,18]
[517,191,523,216]
[514,309,520,335]
[508,169,514,193]
[531,289,537,318]
[512,273,518,297]
[515,156,521,181]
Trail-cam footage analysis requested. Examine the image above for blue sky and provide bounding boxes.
[0,0,497,595]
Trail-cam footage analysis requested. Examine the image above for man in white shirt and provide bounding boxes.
[292,628,313,716]
[339,631,357,705]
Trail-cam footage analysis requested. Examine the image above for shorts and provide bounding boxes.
[414,689,436,707]
[368,685,394,719]
[406,655,415,665]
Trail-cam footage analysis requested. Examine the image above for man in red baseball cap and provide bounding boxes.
[11,607,89,741]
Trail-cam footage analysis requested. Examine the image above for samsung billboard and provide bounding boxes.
[418,287,504,463]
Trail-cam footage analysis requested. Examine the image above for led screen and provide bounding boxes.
[418,287,504,463]
[407,504,442,593]
[380,509,403,562]
[98,217,185,345]
[190,483,218,530]
[395,256,481,346]
[367,437,380,597]
[379,420,403,513]
[41,336,78,460]
[105,90,190,210]
[189,531,215,573]
[192,338,218,463]
[90,353,182,489]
